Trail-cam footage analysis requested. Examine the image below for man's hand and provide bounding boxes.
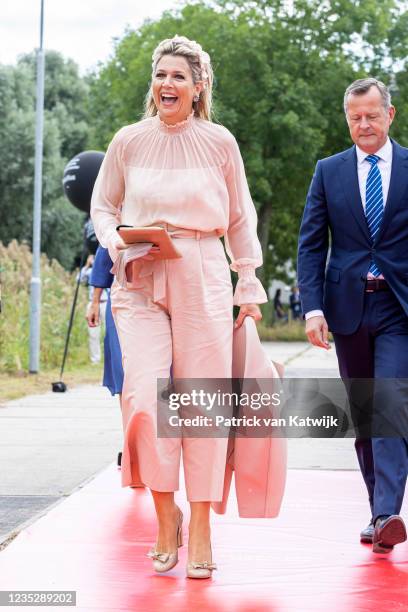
[234,303,262,329]
[305,315,331,350]
[86,302,100,327]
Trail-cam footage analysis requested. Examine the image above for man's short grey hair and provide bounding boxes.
[344,78,391,115]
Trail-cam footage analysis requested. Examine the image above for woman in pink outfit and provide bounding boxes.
[91,35,268,578]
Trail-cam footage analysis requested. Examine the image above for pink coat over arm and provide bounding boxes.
[212,316,287,518]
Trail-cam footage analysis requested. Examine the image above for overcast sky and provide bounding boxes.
[0,0,183,74]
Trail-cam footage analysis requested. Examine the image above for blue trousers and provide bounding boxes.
[333,289,408,522]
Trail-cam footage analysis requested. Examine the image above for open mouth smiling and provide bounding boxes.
[161,94,178,104]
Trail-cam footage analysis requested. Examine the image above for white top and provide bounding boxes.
[356,137,392,210]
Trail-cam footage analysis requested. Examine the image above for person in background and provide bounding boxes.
[79,254,108,364]
[87,246,124,399]
[289,286,301,320]
[273,288,287,322]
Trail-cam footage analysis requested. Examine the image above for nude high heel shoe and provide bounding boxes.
[147,508,183,573]
[186,543,217,579]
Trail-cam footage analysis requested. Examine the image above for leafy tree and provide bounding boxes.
[18,51,90,159]
[3,1,406,279]
[90,0,408,280]
[87,1,408,286]
[0,51,89,269]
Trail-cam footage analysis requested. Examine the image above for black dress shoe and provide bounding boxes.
[360,519,374,543]
[373,515,407,554]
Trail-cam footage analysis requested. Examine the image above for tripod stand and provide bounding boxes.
[52,227,90,392]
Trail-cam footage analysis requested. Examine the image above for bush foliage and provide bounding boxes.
[0,240,90,373]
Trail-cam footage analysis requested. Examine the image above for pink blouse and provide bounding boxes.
[90,111,267,305]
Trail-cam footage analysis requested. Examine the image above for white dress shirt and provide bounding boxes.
[305,138,393,320]
[356,137,392,212]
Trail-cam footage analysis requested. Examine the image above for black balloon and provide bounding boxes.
[62,151,104,213]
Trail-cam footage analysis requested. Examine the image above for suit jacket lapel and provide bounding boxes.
[374,140,408,244]
[339,146,371,243]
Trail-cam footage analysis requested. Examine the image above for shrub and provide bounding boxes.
[0,240,90,373]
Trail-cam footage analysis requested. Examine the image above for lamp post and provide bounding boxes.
[29,0,45,373]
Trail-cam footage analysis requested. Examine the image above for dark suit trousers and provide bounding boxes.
[333,289,408,522]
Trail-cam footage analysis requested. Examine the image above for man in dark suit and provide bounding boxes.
[298,78,408,553]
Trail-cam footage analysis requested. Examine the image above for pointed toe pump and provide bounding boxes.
[147,508,183,573]
[186,560,217,579]
[186,544,217,579]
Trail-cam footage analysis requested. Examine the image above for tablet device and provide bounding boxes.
[116,225,182,259]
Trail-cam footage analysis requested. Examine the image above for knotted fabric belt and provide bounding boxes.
[111,223,223,305]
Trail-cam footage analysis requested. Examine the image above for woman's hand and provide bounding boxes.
[86,302,100,327]
[85,254,94,268]
[115,236,129,251]
[147,245,161,259]
[234,303,262,329]
[108,234,130,264]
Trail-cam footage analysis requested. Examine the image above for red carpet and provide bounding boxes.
[0,466,407,611]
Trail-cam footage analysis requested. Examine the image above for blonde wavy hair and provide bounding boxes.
[144,35,213,121]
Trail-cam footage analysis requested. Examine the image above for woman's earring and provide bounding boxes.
[193,94,200,102]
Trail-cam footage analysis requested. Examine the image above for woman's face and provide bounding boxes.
[152,54,202,125]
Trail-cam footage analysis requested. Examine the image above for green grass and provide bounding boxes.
[257,320,308,341]
[0,364,103,404]
[0,240,92,376]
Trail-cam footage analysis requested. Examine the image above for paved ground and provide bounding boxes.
[263,341,357,472]
[0,340,358,547]
[263,340,340,377]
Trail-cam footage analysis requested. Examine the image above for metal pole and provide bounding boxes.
[29,0,45,373]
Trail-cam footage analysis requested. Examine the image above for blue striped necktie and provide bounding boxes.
[365,154,383,277]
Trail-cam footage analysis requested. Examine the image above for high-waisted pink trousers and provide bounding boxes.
[110,232,233,501]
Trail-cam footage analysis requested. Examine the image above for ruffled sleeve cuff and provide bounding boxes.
[230,261,268,306]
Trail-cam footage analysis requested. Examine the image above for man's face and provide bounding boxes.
[346,86,395,154]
